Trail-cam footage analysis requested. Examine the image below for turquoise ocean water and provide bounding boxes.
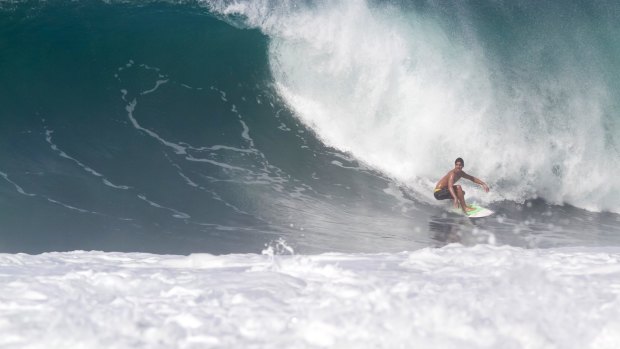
[1,0,619,254]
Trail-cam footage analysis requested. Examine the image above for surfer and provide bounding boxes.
[434,158,489,213]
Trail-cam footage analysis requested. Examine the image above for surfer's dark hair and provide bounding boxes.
[455,157,464,166]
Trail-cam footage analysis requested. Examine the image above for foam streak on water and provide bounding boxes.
[2,245,620,348]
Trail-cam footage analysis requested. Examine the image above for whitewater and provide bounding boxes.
[2,0,620,348]
[3,244,620,349]
[209,0,620,212]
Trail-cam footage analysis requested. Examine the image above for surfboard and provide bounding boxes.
[452,204,494,218]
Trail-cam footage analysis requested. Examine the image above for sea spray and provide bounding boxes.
[208,0,620,213]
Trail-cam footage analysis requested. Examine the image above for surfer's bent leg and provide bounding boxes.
[454,185,469,212]
[454,185,474,212]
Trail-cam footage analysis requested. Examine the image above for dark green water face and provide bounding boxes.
[1,2,269,253]
[0,1,427,254]
[1,1,620,254]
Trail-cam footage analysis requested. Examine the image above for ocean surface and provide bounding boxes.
[1,0,620,347]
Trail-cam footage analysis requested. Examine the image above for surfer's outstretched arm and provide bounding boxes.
[462,172,489,192]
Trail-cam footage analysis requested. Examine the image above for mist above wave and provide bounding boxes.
[208,0,620,213]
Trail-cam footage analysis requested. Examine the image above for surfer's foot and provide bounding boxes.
[465,206,476,212]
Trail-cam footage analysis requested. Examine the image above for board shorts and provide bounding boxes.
[433,187,452,200]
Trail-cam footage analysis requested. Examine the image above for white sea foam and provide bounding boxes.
[137,194,191,219]
[0,170,106,216]
[44,129,131,190]
[140,78,169,95]
[207,0,620,213]
[0,170,35,197]
[125,99,188,155]
[1,244,620,348]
